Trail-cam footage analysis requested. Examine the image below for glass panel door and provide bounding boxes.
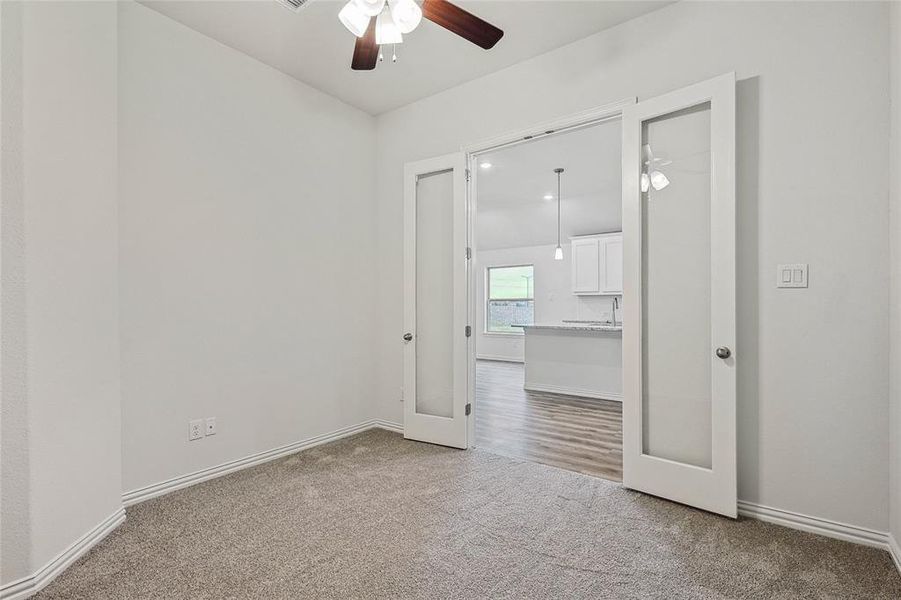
[403,153,469,449]
[415,170,455,419]
[622,74,736,517]
[641,103,713,468]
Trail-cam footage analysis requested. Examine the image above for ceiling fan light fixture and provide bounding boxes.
[354,0,386,17]
[376,9,403,45]
[650,170,670,191]
[390,0,423,34]
[339,1,370,37]
[349,0,504,71]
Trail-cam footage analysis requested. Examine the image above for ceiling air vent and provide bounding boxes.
[275,0,310,13]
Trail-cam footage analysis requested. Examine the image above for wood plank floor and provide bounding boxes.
[475,360,623,482]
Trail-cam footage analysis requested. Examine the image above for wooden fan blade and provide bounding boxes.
[422,0,503,50]
[351,18,378,71]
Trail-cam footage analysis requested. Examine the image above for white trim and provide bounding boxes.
[371,419,403,433]
[462,97,636,156]
[0,507,125,600]
[476,354,523,363]
[889,534,901,575]
[123,420,402,507]
[737,500,892,551]
[523,383,622,402]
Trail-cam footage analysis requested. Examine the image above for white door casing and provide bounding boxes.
[621,73,737,517]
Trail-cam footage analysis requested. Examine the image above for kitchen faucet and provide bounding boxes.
[611,297,620,326]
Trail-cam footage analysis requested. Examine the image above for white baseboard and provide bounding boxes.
[737,500,892,552]
[524,382,622,402]
[0,507,125,600]
[122,419,402,507]
[889,534,901,574]
[476,354,523,363]
[371,419,403,433]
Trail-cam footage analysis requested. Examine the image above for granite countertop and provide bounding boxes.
[516,322,623,332]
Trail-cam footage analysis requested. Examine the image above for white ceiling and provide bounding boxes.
[139,0,671,115]
[476,118,621,251]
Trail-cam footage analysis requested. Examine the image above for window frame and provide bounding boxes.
[485,264,535,335]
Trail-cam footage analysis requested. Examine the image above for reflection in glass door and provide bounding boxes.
[641,103,713,469]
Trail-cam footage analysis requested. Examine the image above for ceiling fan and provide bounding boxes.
[338,0,504,70]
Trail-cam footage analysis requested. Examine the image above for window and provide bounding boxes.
[486,265,534,333]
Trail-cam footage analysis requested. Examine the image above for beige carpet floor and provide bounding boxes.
[34,429,900,599]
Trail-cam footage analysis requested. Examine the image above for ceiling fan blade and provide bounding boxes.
[422,0,504,50]
[351,18,378,71]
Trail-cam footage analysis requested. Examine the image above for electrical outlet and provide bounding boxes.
[205,417,217,436]
[188,419,204,441]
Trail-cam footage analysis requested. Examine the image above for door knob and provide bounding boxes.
[403,333,413,342]
[715,346,731,359]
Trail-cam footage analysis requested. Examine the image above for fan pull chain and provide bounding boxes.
[392,44,398,63]
[378,48,384,62]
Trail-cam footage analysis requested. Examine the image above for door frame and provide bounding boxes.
[461,97,636,447]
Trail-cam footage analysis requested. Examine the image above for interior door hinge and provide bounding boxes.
[465,247,472,260]
[465,403,472,416]
[465,325,471,337]
[465,169,471,182]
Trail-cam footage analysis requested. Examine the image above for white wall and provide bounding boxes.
[889,1,901,550]
[118,2,378,494]
[475,243,617,362]
[375,1,892,532]
[0,0,29,583]
[1,0,121,585]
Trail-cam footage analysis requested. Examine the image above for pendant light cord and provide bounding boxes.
[555,167,564,249]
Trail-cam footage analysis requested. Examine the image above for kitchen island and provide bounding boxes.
[517,322,622,401]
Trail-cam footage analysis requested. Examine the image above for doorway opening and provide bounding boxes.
[471,118,625,482]
[404,75,737,517]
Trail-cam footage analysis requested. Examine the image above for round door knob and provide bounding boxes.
[403,333,413,342]
[715,346,732,359]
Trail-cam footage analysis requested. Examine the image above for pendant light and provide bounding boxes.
[554,168,564,260]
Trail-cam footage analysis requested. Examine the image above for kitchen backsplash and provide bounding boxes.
[575,295,621,323]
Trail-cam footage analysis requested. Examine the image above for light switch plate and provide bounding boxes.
[776,263,808,288]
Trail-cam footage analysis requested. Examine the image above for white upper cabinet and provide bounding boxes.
[571,233,623,296]
[602,236,623,294]
[571,237,601,293]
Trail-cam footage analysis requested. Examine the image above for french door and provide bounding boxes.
[621,73,737,517]
[402,153,470,449]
